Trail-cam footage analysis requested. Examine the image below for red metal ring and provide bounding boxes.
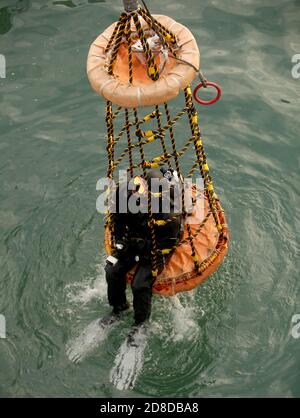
[193,81,222,105]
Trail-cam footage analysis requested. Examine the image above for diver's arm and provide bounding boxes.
[112,212,128,245]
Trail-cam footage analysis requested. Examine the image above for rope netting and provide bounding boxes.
[104,4,225,280]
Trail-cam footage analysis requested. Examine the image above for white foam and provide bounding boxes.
[170,295,199,342]
[66,318,112,363]
[65,263,107,305]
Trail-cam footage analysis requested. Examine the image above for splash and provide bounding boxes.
[66,317,115,363]
[170,295,199,342]
[65,263,107,305]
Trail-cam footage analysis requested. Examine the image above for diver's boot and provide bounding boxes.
[99,302,130,328]
[112,300,130,315]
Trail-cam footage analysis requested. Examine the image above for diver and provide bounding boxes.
[104,167,183,326]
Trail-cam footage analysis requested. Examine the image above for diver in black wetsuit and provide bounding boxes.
[105,167,183,325]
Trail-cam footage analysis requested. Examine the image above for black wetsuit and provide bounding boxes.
[105,172,182,325]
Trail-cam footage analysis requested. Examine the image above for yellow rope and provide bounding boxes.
[102,6,223,278]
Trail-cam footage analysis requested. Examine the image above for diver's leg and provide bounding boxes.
[105,251,136,314]
[131,264,153,325]
[131,255,164,325]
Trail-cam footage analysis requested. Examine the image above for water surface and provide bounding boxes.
[0,0,300,397]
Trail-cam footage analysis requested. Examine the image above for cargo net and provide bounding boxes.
[104,6,226,281]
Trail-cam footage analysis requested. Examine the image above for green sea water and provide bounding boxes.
[0,0,300,397]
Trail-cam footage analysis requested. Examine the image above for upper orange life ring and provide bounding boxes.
[87,15,200,108]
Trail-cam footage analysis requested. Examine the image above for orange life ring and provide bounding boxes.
[104,186,229,297]
[87,15,200,108]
